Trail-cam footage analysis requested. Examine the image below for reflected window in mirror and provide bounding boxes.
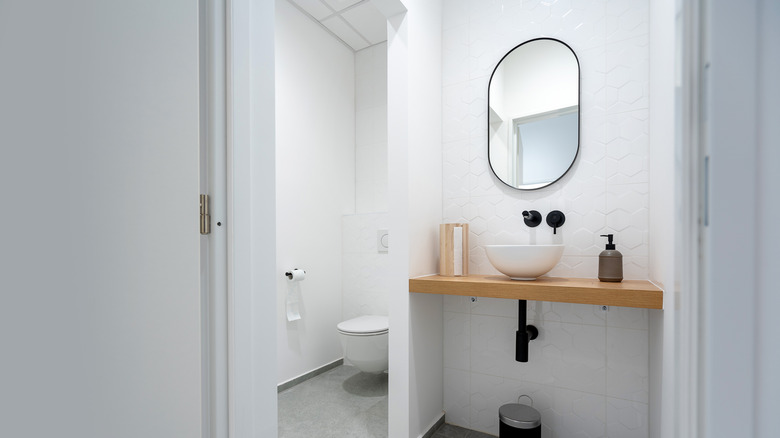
[488,38,580,190]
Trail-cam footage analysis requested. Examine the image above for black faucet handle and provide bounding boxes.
[522,210,542,227]
[546,210,566,234]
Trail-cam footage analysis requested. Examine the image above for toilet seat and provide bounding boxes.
[337,315,388,336]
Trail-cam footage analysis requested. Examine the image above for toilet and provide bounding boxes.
[337,315,389,374]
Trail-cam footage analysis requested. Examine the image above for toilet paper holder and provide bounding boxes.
[285,269,306,280]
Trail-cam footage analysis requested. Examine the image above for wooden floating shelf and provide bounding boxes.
[409,275,663,309]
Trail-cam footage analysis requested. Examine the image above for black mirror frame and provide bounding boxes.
[487,37,581,191]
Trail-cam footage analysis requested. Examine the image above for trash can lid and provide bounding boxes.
[499,403,541,429]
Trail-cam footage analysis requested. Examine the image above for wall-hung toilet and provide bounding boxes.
[337,315,389,374]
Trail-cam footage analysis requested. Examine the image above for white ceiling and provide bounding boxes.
[287,0,387,51]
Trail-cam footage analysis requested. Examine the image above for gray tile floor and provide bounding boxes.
[431,423,496,438]
[278,365,388,438]
[278,364,495,438]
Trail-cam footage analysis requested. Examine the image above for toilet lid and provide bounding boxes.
[337,315,389,335]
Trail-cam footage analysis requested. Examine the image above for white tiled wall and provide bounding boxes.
[342,213,390,320]
[441,1,650,436]
[342,43,390,321]
[443,297,649,437]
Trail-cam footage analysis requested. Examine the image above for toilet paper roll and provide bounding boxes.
[286,282,302,322]
[439,223,469,277]
[287,268,306,282]
[453,226,463,276]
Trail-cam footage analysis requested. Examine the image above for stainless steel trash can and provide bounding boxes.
[499,403,541,437]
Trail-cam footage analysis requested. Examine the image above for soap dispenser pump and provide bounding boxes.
[598,234,623,282]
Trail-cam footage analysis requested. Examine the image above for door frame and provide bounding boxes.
[675,0,704,435]
[200,0,229,437]
[225,1,279,437]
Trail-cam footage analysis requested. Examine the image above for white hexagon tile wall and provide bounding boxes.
[441,1,651,437]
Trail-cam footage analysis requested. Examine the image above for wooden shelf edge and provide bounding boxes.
[409,274,663,310]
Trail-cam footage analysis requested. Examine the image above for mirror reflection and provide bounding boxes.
[488,38,580,190]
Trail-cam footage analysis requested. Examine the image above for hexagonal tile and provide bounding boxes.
[605,209,630,231]
[540,15,563,36]
[607,398,648,437]
[605,65,630,87]
[478,200,496,218]
[618,154,644,177]
[618,117,645,142]
[443,202,464,222]
[619,81,644,104]
[619,227,644,250]
[494,198,516,219]
[606,142,631,160]
[470,216,489,235]
[541,344,562,360]
[571,227,597,252]
[462,204,480,221]
[486,216,508,234]
[531,4,552,22]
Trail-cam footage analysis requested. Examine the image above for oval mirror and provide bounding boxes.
[488,38,580,190]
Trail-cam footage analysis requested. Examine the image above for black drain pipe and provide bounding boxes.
[515,300,538,362]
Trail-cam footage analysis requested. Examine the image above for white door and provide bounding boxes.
[0,2,203,437]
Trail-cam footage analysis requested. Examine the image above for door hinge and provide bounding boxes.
[200,194,211,235]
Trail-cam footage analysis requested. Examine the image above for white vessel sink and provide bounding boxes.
[484,244,564,280]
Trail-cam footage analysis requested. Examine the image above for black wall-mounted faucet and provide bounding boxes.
[522,210,542,227]
[546,210,566,234]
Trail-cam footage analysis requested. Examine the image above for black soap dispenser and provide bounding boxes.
[598,234,623,283]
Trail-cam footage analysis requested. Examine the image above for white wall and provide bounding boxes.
[387,12,412,437]
[356,42,389,214]
[387,0,445,436]
[647,1,676,438]
[275,0,356,384]
[406,0,445,434]
[441,1,652,436]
